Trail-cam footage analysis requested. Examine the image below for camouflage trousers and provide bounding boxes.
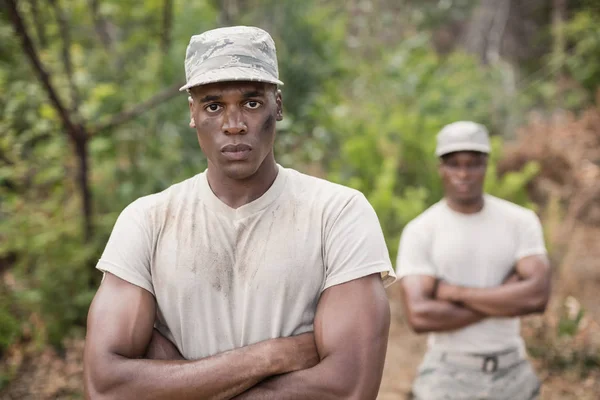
[411,349,541,400]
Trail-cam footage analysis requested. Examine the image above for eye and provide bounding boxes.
[244,100,261,109]
[205,104,222,113]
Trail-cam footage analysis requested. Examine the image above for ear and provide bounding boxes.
[437,159,444,177]
[188,96,196,128]
[275,89,283,121]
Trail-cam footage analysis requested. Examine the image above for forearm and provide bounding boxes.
[409,298,485,333]
[234,275,390,400]
[87,340,282,400]
[233,355,367,400]
[447,280,548,317]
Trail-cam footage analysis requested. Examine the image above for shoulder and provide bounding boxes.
[403,201,445,237]
[485,194,539,223]
[281,167,379,235]
[283,167,365,208]
[120,173,202,220]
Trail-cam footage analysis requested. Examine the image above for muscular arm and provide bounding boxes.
[437,254,551,317]
[232,273,390,400]
[84,273,318,400]
[400,275,485,334]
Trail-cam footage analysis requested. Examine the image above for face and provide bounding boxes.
[188,81,283,180]
[439,151,488,204]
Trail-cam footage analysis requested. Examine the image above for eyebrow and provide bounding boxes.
[198,90,265,103]
[242,90,265,99]
[199,94,221,103]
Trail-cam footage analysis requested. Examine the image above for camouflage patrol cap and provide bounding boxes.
[180,26,284,92]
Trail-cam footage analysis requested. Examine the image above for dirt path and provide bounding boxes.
[378,287,426,400]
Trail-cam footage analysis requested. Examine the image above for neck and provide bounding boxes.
[206,154,278,209]
[446,195,485,214]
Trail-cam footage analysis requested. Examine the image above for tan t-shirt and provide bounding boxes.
[97,165,396,360]
[396,194,547,354]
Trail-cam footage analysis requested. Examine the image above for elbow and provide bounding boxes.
[84,353,123,400]
[84,367,114,400]
[322,366,376,400]
[530,293,549,314]
[518,291,550,316]
[335,381,379,400]
[321,354,384,400]
[407,316,428,334]
[84,374,110,400]
[405,306,432,334]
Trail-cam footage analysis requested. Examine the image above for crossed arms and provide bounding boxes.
[400,254,551,333]
[83,272,390,400]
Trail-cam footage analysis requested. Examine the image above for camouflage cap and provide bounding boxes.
[180,26,284,92]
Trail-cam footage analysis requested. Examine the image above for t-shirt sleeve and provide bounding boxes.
[395,221,437,279]
[323,193,396,291]
[96,199,155,296]
[515,210,547,260]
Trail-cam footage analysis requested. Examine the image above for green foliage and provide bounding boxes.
[309,35,537,260]
[0,0,548,358]
[0,0,353,352]
[565,10,600,95]
[485,136,540,210]
[0,286,20,352]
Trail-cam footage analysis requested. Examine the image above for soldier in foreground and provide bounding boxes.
[84,26,396,399]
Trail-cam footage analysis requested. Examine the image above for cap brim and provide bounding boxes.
[436,143,490,157]
[180,67,284,91]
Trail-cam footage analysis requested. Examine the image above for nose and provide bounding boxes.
[456,168,468,179]
[222,107,247,135]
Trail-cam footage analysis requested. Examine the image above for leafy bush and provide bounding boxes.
[526,296,600,375]
[304,35,539,260]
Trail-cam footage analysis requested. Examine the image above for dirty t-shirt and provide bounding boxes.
[395,194,547,354]
[97,165,396,360]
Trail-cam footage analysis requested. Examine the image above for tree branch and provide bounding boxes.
[88,0,115,53]
[0,151,15,166]
[49,0,81,115]
[486,0,510,65]
[5,0,82,143]
[29,0,47,48]
[6,0,93,241]
[89,82,184,134]
[160,0,173,54]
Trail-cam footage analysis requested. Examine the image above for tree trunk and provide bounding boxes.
[6,0,94,241]
[73,131,93,242]
[552,0,567,105]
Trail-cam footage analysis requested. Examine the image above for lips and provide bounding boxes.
[453,182,472,192]
[221,143,252,161]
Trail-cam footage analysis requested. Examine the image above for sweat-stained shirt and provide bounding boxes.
[97,164,396,359]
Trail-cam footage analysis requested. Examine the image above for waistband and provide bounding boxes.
[427,348,524,373]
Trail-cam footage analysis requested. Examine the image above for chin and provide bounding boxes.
[454,193,483,204]
[221,162,260,181]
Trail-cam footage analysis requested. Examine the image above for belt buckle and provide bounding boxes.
[482,355,498,373]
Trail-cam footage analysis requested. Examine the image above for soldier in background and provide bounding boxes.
[397,121,550,400]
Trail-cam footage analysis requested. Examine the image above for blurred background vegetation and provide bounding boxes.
[1,0,599,398]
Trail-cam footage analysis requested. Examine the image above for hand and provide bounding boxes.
[144,328,184,360]
[436,280,460,302]
[276,332,319,373]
